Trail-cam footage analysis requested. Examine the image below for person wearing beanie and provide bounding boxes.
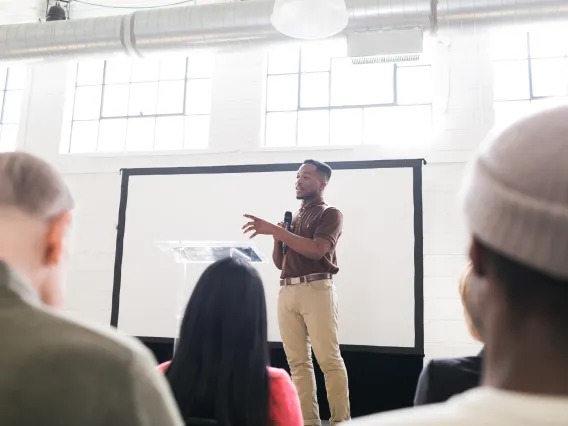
[352,106,568,425]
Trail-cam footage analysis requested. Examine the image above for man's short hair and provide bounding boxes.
[480,239,568,347]
[0,152,74,219]
[303,159,332,183]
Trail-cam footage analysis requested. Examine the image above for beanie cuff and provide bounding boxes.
[463,159,568,280]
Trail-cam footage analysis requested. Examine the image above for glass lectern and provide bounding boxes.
[156,240,267,350]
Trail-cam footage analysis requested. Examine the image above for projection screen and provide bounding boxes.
[112,160,424,353]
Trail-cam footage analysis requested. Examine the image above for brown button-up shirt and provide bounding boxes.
[281,200,343,279]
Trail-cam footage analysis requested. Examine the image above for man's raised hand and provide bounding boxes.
[242,214,278,239]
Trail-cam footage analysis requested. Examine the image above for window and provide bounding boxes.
[0,67,25,152]
[66,52,214,153]
[265,40,432,147]
[492,30,568,128]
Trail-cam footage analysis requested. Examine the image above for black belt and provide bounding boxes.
[280,272,333,286]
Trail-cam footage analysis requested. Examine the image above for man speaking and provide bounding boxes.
[243,159,350,426]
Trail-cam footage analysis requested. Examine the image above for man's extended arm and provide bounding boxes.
[243,208,342,261]
[273,227,331,261]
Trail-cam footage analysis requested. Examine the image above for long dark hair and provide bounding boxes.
[166,257,271,426]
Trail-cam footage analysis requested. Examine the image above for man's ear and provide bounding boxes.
[469,237,487,278]
[44,212,72,266]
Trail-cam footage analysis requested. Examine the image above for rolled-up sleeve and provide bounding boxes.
[314,207,343,248]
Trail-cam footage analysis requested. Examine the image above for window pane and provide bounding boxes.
[187,51,215,78]
[157,80,185,115]
[102,84,130,117]
[160,57,187,81]
[126,117,155,151]
[364,105,431,145]
[267,74,298,112]
[73,86,102,120]
[268,45,300,74]
[70,120,99,153]
[301,39,344,72]
[2,91,22,124]
[185,80,211,115]
[300,72,329,108]
[491,31,528,60]
[530,29,568,58]
[493,60,530,101]
[98,119,127,152]
[531,97,568,112]
[397,66,432,104]
[131,59,160,83]
[0,68,7,90]
[6,67,26,90]
[298,110,329,146]
[493,101,531,128]
[105,59,132,84]
[265,111,297,147]
[185,115,210,149]
[330,108,362,145]
[331,60,394,106]
[128,82,158,116]
[0,124,18,152]
[531,58,568,98]
[77,61,104,86]
[155,116,184,150]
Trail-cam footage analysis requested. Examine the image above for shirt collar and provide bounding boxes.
[0,260,42,307]
[300,199,325,210]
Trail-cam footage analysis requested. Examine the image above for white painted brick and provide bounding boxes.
[424,254,469,278]
[423,276,461,300]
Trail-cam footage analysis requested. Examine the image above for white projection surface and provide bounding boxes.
[117,166,418,348]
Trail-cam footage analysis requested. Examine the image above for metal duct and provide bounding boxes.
[0,0,566,61]
[437,0,568,31]
[0,0,431,61]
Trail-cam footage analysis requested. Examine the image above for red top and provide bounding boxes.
[157,361,302,426]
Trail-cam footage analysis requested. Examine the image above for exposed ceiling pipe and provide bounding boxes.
[0,0,431,61]
[436,0,568,31]
[0,0,566,62]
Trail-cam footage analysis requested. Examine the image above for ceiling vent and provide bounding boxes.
[347,28,423,64]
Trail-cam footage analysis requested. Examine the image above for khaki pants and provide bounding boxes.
[278,279,350,426]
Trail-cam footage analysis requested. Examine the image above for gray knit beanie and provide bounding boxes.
[462,105,568,280]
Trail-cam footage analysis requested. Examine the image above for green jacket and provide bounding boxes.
[0,261,183,426]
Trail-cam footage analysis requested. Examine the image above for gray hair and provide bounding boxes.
[0,152,74,219]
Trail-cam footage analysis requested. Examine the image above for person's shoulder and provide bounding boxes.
[352,403,471,425]
[27,307,154,368]
[268,366,292,381]
[321,205,343,217]
[428,356,482,375]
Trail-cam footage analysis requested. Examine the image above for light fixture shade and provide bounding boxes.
[271,0,349,40]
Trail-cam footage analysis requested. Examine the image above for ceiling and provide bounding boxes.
[0,0,199,24]
[0,0,43,24]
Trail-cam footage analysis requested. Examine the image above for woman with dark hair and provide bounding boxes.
[158,257,302,426]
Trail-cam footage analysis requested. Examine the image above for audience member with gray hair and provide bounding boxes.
[353,106,568,425]
[0,152,183,426]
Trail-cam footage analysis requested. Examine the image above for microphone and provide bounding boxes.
[282,211,293,255]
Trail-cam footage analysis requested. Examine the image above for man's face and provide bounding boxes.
[296,164,324,200]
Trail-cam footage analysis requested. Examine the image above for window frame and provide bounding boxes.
[264,45,433,148]
[0,68,25,152]
[67,56,212,154]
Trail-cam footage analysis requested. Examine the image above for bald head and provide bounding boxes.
[0,152,74,219]
[0,152,74,307]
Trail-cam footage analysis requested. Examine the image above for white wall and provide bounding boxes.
[16,29,496,360]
